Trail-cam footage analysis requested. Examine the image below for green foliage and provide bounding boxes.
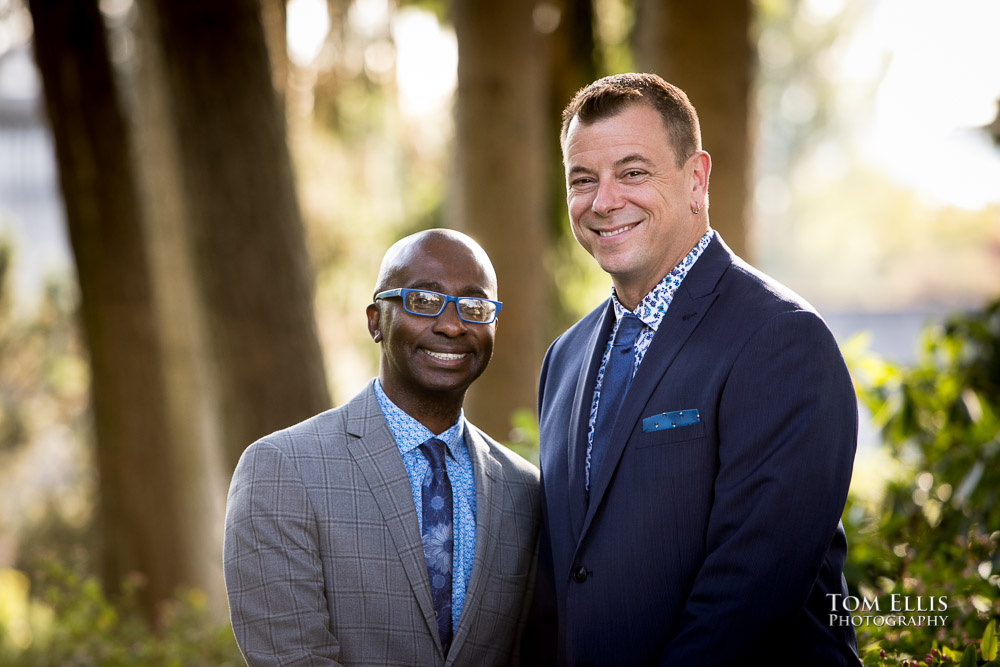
[592,0,635,76]
[505,407,540,465]
[0,562,241,667]
[985,619,998,661]
[844,299,1000,665]
[0,238,94,576]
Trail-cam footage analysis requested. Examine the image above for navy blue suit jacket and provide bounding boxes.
[527,235,861,666]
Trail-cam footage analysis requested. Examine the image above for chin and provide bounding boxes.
[417,375,475,396]
[597,258,637,280]
[434,368,491,394]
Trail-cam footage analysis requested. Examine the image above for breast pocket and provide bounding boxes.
[635,421,706,448]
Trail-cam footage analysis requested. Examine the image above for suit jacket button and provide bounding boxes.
[573,566,588,583]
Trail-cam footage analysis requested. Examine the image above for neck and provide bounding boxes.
[413,402,463,436]
[612,282,647,312]
[613,267,667,310]
[615,222,710,310]
[380,378,464,435]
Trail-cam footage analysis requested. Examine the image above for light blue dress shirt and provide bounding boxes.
[373,379,477,633]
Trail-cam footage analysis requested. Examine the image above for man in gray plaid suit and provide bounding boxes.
[224,229,541,666]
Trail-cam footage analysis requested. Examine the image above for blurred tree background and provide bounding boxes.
[0,0,998,663]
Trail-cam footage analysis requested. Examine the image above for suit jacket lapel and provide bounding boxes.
[579,237,731,544]
[448,425,501,664]
[343,386,440,645]
[567,301,616,538]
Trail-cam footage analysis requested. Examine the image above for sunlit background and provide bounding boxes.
[3,0,998,318]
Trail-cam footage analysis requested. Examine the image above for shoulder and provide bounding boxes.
[707,256,850,391]
[559,299,610,343]
[227,407,348,493]
[246,404,349,459]
[694,232,822,321]
[721,260,839,347]
[236,385,379,468]
[674,236,846,377]
[702,237,833,339]
[543,299,610,365]
[465,423,541,529]
[727,257,814,312]
[467,423,539,488]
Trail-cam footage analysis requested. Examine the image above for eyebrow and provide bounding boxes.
[615,154,653,169]
[567,154,653,176]
[408,280,490,298]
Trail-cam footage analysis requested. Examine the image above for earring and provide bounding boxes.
[373,331,382,342]
[691,204,701,214]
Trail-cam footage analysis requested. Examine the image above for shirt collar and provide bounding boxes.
[373,379,466,459]
[611,228,715,329]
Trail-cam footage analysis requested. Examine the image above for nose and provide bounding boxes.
[431,300,469,337]
[591,178,625,217]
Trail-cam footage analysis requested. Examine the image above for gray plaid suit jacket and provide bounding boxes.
[223,383,541,666]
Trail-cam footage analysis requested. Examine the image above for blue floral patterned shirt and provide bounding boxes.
[373,379,477,632]
[585,229,715,490]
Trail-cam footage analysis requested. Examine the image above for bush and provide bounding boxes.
[0,561,242,667]
[844,299,1000,665]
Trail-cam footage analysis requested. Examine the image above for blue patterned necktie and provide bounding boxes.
[419,437,453,655]
[590,313,644,497]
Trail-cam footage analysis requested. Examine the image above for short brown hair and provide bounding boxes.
[560,73,701,168]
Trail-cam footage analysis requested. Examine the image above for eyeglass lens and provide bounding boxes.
[403,290,496,323]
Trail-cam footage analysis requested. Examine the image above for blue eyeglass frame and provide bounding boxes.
[374,288,502,324]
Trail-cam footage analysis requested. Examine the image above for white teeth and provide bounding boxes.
[425,350,466,361]
[599,225,635,237]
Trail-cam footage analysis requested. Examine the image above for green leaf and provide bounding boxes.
[984,619,999,661]
[942,645,963,661]
[959,644,978,667]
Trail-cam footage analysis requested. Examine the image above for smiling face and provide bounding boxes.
[563,102,710,309]
[367,231,497,429]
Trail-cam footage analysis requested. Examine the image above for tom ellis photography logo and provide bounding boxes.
[827,594,950,628]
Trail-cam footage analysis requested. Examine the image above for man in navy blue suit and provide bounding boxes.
[525,73,862,666]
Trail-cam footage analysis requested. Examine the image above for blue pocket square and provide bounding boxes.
[642,409,701,433]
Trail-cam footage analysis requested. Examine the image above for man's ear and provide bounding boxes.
[366,303,382,342]
[689,150,711,201]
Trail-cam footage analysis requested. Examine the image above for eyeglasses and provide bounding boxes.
[374,288,502,324]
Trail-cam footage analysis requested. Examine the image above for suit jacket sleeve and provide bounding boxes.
[510,484,543,666]
[224,440,343,666]
[660,309,857,664]
[520,482,558,666]
[521,348,559,665]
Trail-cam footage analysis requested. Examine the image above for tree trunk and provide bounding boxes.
[259,0,288,105]
[450,0,550,441]
[547,0,599,336]
[634,0,754,260]
[29,0,331,622]
[550,0,598,123]
[140,0,331,470]
[27,0,197,619]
